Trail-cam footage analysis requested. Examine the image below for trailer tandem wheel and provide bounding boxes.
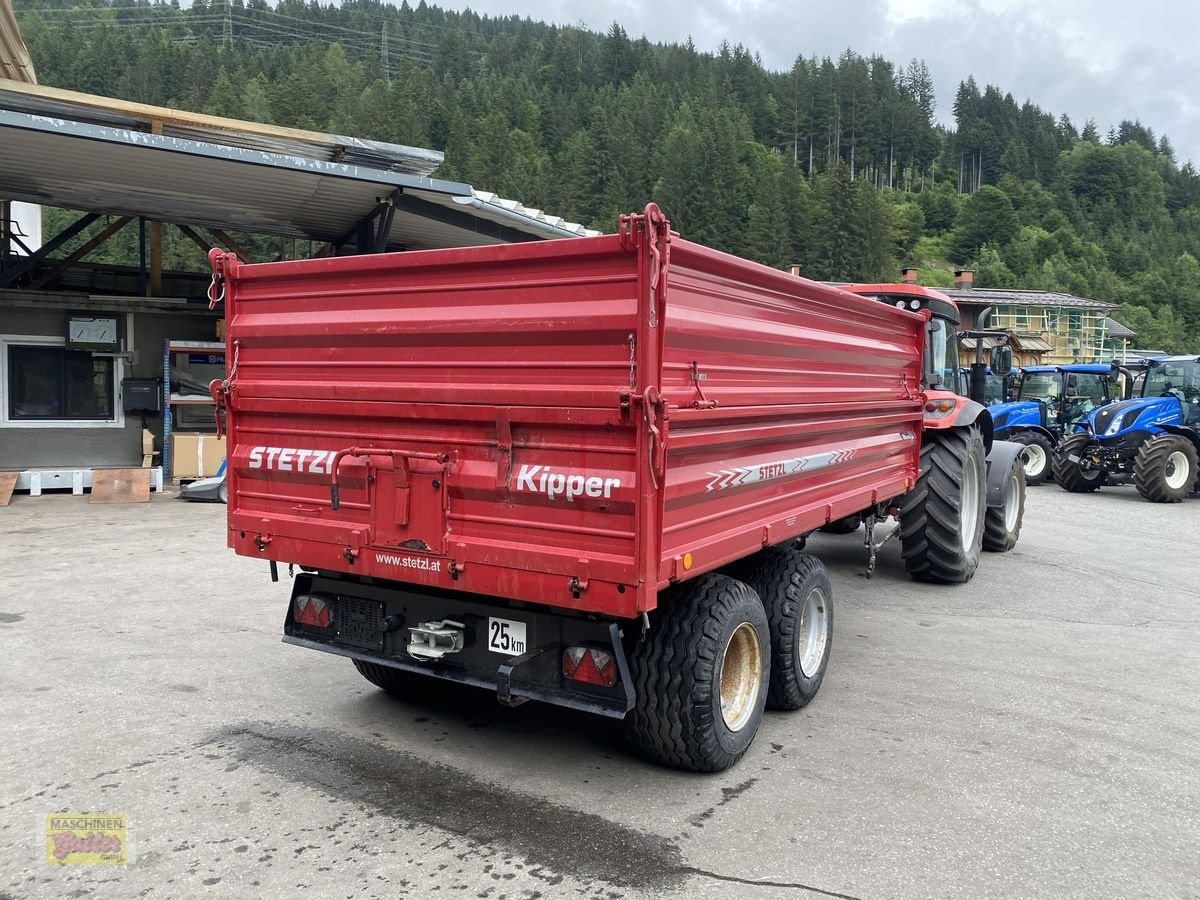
[724,548,833,710]
[1133,434,1198,503]
[899,425,987,583]
[624,573,770,772]
[983,453,1025,552]
[352,658,425,697]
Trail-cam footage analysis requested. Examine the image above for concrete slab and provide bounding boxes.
[1,484,1198,898]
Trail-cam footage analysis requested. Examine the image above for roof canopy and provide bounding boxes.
[0,79,596,251]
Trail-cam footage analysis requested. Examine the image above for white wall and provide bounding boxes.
[8,201,42,254]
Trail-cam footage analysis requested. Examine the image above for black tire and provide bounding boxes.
[1133,434,1198,503]
[352,658,424,696]
[1052,433,1105,493]
[1009,431,1053,485]
[724,548,832,710]
[819,515,861,535]
[983,455,1025,552]
[899,425,987,584]
[624,573,769,772]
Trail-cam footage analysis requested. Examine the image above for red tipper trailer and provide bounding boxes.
[210,205,926,771]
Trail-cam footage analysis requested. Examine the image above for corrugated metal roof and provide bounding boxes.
[0,1,35,84]
[943,287,1117,311]
[0,106,594,249]
[0,78,441,175]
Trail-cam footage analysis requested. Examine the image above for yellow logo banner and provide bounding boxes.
[45,815,126,864]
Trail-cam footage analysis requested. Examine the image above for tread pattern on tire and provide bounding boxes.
[623,573,768,772]
[899,425,986,583]
[1010,430,1053,485]
[725,547,831,710]
[1133,433,1198,503]
[352,658,422,695]
[983,458,1025,552]
[1052,433,1105,493]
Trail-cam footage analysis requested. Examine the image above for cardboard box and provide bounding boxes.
[170,433,226,478]
[142,428,155,455]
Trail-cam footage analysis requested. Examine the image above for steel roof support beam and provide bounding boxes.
[391,193,539,245]
[29,215,134,291]
[0,211,100,288]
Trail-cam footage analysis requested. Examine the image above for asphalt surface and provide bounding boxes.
[2,482,1199,899]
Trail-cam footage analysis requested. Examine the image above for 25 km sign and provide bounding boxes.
[487,617,527,655]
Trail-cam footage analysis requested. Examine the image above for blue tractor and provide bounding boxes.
[987,364,1123,485]
[1052,355,1200,502]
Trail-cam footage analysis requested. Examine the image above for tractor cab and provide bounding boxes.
[1016,364,1121,432]
[1143,356,1200,426]
[960,367,1012,405]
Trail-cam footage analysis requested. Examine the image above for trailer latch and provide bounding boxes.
[407,620,466,660]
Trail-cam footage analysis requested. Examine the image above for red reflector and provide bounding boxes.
[294,594,331,628]
[562,646,616,687]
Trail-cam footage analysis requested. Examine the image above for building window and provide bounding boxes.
[4,341,117,422]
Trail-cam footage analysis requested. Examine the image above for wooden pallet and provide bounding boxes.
[0,472,16,507]
[89,468,151,504]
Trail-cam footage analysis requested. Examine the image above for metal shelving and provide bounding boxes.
[162,339,225,478]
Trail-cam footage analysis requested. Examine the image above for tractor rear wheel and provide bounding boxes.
[1052,434,1105,493]
[1010,431,1053,485]
[1133,434,1198,503]
[899,425,987,583]
[624,573,769,772]
[983,454,1025,552]
[724,548,833,710]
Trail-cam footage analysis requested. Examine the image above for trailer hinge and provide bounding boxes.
[207,248,238,305]
[617,203,672,329]
[690,360,719,409]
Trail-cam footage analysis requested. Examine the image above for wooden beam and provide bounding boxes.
[28,216,133,291]
[148,120,163,295]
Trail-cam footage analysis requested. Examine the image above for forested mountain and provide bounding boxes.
[12,0,1200,349]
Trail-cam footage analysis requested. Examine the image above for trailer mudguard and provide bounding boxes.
[984,439,1025,508]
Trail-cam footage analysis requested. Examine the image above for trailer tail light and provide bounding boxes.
[294,594,332,629]
[562,646,617,687]
[925,399,957,416]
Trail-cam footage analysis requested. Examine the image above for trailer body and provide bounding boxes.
[212,208,925,717]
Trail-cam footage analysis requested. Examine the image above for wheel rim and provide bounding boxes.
[1004,472,1020,532]
[719,622,762,733]
[1165,450,1190,490]
[1022,444,1046,477]
[797,587,829,678]
[959,449,981,552]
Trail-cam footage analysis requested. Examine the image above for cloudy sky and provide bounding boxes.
[428,0,1200,164]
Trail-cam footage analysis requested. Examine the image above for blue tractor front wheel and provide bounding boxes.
[1133,434,1199,503]
[1053,434,1106,493]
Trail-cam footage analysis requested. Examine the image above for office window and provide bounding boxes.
[7,344,115,421]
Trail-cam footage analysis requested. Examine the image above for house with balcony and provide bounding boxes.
[900,269,1119,367]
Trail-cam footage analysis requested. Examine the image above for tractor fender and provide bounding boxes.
[952,399,994,451]
[1157,424,1200,456]
[984,439,1025,508]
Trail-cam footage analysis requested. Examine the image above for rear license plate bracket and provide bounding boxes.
[336,597,385,650]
